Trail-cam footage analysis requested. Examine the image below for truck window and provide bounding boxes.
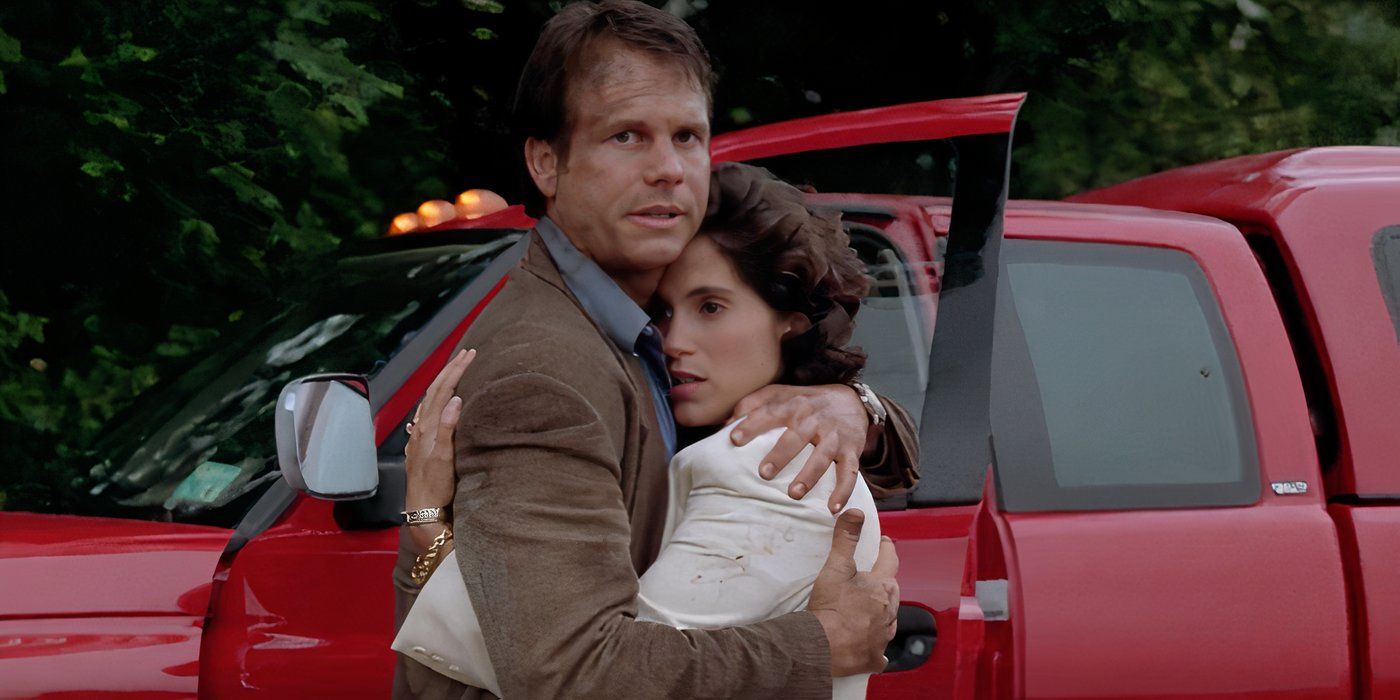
[1374,225,1400,343]
[81,234,521,526]
[848,226,937,425]
[990,241,1260,511]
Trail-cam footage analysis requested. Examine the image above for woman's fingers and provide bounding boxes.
[422,348,474,417]
[412,348,477,442]
[434,396,461,453]
[424,348,475,414]
[420,352,456,412]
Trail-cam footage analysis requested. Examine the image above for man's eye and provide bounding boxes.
[676,131,695,144]
[612,131,635,144]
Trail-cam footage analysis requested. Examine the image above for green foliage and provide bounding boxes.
[994,0,1400,197]
[0,0,516,512]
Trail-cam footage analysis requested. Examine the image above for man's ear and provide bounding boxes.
[524,137,560,199]
[782,313,812,340]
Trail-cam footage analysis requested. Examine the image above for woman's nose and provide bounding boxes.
[660,321,693,359]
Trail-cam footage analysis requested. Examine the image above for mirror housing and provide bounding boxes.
[275,374,379,500]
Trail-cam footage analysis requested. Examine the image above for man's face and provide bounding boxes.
[527,45,710,296]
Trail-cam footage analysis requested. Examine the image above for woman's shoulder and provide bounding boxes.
[671,420,782,467]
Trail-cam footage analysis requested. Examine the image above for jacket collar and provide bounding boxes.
[533,217,652,354]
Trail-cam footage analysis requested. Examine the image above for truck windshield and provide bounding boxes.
[81,233,520,527]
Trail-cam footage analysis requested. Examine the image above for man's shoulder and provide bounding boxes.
[457,265,634,398]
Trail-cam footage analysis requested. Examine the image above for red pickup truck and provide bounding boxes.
[2,94,1396,699]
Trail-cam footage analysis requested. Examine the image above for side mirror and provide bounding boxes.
[275,374,378,500]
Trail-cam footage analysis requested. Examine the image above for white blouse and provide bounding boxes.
[638,422,881,699]
[394,422,882,699]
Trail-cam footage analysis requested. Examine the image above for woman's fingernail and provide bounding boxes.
[731,430,744,443]
[792,483,808,497]
[832,502,843,513]
[759,462,773,478]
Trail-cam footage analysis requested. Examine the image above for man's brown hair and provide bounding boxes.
[513,0,715,214]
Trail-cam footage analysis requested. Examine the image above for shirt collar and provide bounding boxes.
[536,216,652,354]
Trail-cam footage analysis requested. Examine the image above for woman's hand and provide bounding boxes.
[405,348,476,552]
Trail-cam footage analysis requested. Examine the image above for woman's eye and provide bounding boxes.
[700,302,722,315]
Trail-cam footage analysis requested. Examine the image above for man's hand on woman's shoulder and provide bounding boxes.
[728,383,875,513]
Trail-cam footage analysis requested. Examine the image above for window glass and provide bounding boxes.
[82,234,520,525]
[849,228,937,425]
[991,241,1259,511]
[1373,225,1400,343]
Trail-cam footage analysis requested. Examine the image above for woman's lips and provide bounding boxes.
[669,380,703,401]
[669,373,704,402]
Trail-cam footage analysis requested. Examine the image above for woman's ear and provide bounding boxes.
[782,313,812,340]
[524,137,559,198]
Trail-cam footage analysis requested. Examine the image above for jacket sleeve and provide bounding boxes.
[448,369,832,699]
[395,527,494,699]
[857,393,920,499]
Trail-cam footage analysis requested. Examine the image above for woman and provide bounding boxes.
[395,163,884,699]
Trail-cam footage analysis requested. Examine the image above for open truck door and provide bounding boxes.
[715,94,1025,698]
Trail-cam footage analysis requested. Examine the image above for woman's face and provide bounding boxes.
[656,234,802,427]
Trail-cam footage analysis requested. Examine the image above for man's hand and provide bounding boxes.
[404,348,475,552]
[729,383,873,513]
[808,509,899,676]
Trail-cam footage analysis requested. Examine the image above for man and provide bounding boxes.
[394,2,917,697]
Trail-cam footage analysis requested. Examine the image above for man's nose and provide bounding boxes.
[644,141,685,186]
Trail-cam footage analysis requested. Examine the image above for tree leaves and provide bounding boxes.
[463,0,506,13]
[0,26,19,94]
[0,0,475,512]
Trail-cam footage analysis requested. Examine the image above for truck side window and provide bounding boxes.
[990,241,1260,511]
[848,227,937,425]
[1373,225,1400,343]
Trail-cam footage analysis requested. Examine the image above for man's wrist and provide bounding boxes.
[848,381,888,428]
[810,609,860,677]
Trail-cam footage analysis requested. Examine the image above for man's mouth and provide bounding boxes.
[628,205,684,226]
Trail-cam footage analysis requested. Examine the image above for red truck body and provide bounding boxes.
[1,97,1396,699]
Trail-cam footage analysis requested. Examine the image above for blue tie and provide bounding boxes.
[636,324,677,459]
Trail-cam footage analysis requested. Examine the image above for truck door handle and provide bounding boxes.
[883,605,937,672]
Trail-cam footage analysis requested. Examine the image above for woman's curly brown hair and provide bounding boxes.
[701,162,869,386]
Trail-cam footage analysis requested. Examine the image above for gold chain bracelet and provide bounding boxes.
[410,526,453,586]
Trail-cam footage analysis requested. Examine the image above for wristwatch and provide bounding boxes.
[402,505,451,526]
[849,381,888,428]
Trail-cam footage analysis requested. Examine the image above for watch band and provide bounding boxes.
[403,506,450,526]
[850,381,888,428]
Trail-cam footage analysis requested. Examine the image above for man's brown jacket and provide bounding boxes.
[393,232,918,699]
